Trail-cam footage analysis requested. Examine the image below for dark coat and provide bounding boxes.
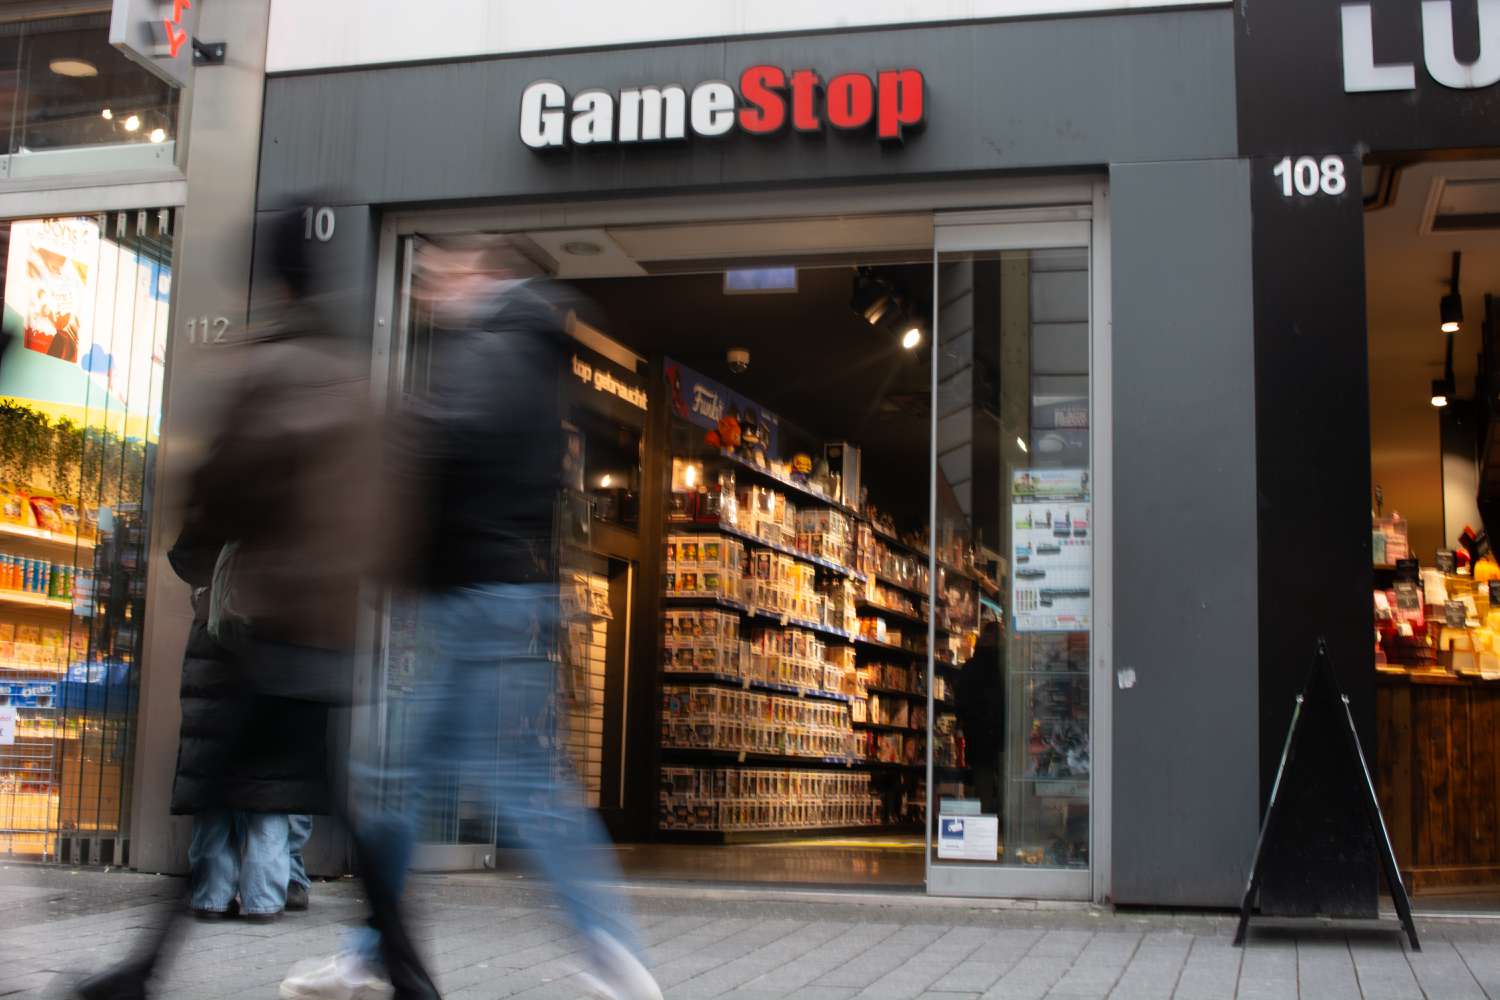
[168,616,331,816]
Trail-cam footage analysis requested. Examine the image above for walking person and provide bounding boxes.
[287,814,314,911]
[73,205,402,1000]
[278,238,660,1000]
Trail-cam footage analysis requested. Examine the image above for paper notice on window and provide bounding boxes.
[937,814,999,861]
[1011,469,1091,633]
[0,707,16,745]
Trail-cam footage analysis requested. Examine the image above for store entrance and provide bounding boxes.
[1367,153,1500,913]
[378,206,1099,895]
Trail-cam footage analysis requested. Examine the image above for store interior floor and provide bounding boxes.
[612,835,926,888]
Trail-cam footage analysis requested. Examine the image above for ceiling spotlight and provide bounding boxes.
[149,128,166,144]
[101,108,113,121]
[562,240,603,256]
[851,269,897,326]
[901,327,923,350]
[727,348,750,374]
[1440,251,1463,334]
[49,58,97,78]
[123,114,141,133]
[1016,436,1029,453]
[1431,378,1452,408]
[600,474,613,489]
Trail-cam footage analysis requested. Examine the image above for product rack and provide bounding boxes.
[667,522,867,584]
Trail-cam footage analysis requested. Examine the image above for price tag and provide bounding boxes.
[0,706,15,745]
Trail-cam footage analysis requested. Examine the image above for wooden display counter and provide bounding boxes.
[1376,669,1500,894]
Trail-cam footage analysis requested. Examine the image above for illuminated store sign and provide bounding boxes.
[520,65,926,149]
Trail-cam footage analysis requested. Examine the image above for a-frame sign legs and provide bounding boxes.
[1234,640,1419,950]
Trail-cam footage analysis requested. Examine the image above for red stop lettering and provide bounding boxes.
[826,73,874,130]
[739,65,787,134]
[876,69,925,142]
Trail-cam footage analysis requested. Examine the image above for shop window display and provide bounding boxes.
[0,213,171,860]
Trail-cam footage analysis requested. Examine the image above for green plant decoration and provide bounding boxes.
[0,401,146,505]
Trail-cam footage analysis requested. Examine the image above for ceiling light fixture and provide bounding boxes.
[149,128,166,144]
[1440,251,1463,334]
[600,474,613,488]
[1431,378,1452,408]
[49,58,98,78]
[851,268,897,326]
[101,108,113,121]
[1432,332,1456,408]
[562,240,603,256]
[123,114,141,133]
[1016,436,1029,453]
[901,326,922,350]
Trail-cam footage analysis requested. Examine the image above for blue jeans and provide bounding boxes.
[355,583,639,957]
[288,814,313,889]
[188,810,290,915]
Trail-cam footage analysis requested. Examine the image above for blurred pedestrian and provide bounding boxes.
[278,238,660,1000]
[74,204,386,999]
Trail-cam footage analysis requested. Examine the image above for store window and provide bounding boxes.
[0,211,172,862]
[0,13,180,158]
[930,241,1092,888]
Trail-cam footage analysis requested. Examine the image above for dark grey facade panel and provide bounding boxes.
[1108,157,1259,908]
[257,9,1238,210]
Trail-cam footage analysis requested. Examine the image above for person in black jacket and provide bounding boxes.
[279,237,661,1000]
[168,532,329,921]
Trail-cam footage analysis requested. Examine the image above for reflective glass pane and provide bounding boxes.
[931,247,1091,870]
[0,213,171,859]
[7,14,179,155]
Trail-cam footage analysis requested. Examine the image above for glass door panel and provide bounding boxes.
[927,223,1093,899]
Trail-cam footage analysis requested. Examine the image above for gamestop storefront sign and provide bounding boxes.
[520,66,926,149]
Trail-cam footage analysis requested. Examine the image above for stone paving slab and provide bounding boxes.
[3,865,1499,999]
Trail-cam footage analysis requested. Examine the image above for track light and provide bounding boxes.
[901,326,922,350]
[1431,378,1452,408]
[850,269,897,327]
[1440,251,1463,334]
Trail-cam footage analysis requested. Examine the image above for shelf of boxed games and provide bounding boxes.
[666,522,867,586]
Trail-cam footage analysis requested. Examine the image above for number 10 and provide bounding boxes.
[1273,156,1347,198]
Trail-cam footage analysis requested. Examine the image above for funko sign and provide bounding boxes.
[519,66,926,150]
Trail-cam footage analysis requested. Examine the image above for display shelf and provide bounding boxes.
[746,607,855,644]
[0,523,95,552]
[0,662,66,675]
[662,593,749,613]
[708,450,860,517]
[662,593,856,644]
[0,591,73,613]
[853,720,922,734]
[661,670,852,704]
[872,574,928,600]
[669,522,867,583]
[856,600,929,629]
[863,684,920,700]
[866,522,927,559]
[660,746,863,769]
[854,636,924,658]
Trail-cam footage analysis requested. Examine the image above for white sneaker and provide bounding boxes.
[279,953,394,1000]
[577,930,663,1000]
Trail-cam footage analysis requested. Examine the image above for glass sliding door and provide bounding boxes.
[926,217,1096,899]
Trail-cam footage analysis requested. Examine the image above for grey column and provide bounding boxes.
[1108,158,1259,907]
[128,0,273,875]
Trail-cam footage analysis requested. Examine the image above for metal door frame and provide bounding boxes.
[925,194,1111,902]
[365,177,1111,895]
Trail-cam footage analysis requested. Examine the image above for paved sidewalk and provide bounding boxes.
[2,865,1498,999]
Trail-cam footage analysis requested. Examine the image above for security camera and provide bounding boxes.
[727,348,750,374]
